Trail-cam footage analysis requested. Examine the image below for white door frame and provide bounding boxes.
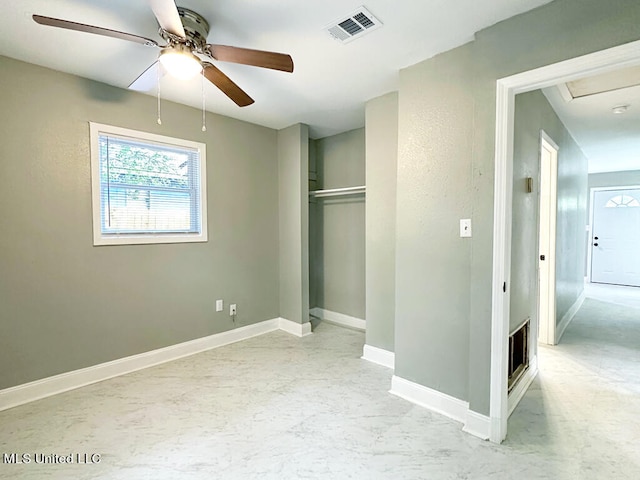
[489,39,640,444]
[538,132,559,346]
[587,185,640,282]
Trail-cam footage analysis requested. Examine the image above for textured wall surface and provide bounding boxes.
[312,129,365,319]
[588,170,640,189]
[396,45,474,401]
[278,124,310,324]
[365,93,398,352]
[308,139,319,310]
[554,129,589,325]
[0,56,280,390]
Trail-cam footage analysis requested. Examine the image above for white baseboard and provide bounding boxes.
[390,375,468,423]
[508,354,538,416]
[390,375,489,440]
[0,317,303,412]
[361,344,395,369]
[278,317,313,337]
[462,410,491,440]
[310,307,365,331]
[556,291,586,343]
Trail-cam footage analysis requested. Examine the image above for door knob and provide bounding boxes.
[593,243,599,247]
[594,236,599,240]
[540,254,545,261]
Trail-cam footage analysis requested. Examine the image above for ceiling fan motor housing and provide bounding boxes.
[177,7,210,49]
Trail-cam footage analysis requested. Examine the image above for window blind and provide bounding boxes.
[98,133,202,236]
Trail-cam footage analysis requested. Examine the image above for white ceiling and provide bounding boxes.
[543,79,640,174]
[0,0,552,139]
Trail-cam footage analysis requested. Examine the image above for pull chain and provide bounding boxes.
[157,63,162,125]
[201,70,207,132]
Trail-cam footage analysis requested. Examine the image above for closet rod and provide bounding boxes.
[309,186,366,198]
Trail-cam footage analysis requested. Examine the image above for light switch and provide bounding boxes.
[216,299,223,312]
[460,219,472,238]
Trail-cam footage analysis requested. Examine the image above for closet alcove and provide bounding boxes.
[308,129,366,331]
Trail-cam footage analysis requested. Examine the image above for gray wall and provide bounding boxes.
[511,90,588,349]
[588,170,640,189]
[396,44,474,401]
[394,0,640,416]
[0,56,280,390]
[309,139,319,310]
[278,124,310,324]
[310,129,365,319]
[555,123,589,325]
[365,93,398,352]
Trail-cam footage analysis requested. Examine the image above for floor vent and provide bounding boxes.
[508,319,530,393]
[324,6,383,44]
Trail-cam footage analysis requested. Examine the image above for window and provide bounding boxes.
[605,194,640,208]
[90,123,207,245]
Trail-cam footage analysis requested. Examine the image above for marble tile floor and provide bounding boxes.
[1,287,639,479]
[584,281,640,309]
[508,283,640,479]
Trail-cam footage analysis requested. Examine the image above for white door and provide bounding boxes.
[591,188,640,287]
[538,134,558,345]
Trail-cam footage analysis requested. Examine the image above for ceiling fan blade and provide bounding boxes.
[206,45,294,73]
[202,63,254,107]
[128,61,165,91]
[148,0,186,38]
[32,15,158,47]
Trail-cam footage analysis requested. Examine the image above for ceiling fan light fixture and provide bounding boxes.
[159,45,202,80]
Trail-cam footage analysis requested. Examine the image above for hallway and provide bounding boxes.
[508,283,640,478]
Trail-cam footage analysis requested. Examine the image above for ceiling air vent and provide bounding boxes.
[325,6,382,44]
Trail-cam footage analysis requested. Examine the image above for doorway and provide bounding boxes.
[590,187,640,287]
[490,39,640,444]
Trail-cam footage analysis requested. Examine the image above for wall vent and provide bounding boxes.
[324,6,382,44]
[508,319,530,393]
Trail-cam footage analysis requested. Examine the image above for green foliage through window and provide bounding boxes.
[99,140,190,190]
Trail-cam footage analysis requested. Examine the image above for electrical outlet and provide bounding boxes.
[230,304,237,316]
[216,299,223,312]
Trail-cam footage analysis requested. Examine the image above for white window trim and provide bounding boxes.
[89,122,208,246]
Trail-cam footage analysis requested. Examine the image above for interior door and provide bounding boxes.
[591,188,640,287]
[538,135,558,345]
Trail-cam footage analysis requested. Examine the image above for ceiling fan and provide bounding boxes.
[32,0,294,107]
